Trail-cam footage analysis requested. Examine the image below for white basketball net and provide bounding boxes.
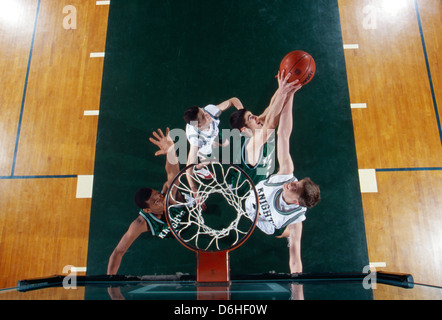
[167,162,257,251]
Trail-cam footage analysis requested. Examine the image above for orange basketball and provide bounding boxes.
[279,50,316,85]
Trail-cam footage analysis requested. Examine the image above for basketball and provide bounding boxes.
[279,50,316,85]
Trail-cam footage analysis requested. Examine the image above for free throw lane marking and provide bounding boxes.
[343,44,359,49]
[84,110,99,116]
[369,262,387,268]
[76,175,94,198]
[351,103,367,109]
[90,52,105,58]
[70,266,87,272]
[358,169,378,193]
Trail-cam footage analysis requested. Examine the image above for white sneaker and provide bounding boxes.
[194,167,213,179]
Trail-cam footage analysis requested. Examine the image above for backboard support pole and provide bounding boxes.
[196,251,231,300]
[197,251,230,283]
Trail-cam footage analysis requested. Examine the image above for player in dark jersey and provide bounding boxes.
[107,128,188,276]
[229,71,302,186]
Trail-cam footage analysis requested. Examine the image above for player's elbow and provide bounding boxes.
[110,247,125,260]
[229,97,244,110]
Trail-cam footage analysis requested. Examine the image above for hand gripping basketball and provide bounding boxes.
[279,50,316,85]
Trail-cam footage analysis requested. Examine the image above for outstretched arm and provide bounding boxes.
[288,222,303,274]
[257,71,301,145]
[216,97,244,112]
[107,216,148,275]
[275,70,305,174]
[185,144,199,194]
[149,128,180,190]
[244,72,300,167]
[276,92,295,174]
[149,128,184,204]
[262,71,300,131]
[257,88,280,124]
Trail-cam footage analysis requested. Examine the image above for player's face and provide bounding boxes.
[146,190,165,214]
[196,108,213,130]
[282,180,305,205]
[243,111,263,130]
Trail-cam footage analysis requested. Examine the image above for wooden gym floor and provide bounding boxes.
[0,0,440,299]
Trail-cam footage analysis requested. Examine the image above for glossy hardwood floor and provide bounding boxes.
[0,0,440,299]
[0,0,109,299]
[339,0,442,299]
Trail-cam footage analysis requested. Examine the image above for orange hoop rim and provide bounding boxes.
[164,161,259,253]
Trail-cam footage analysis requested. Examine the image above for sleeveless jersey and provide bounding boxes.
[245,174,306,236]
[231,133,276,189]
[139,206,188,239]
[185,104,221,157]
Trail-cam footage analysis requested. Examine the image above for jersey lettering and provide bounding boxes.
[257,187,276,227]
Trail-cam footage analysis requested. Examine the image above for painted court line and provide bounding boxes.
[351,103,367,109]
[90,52,105,58]
[0,175,77,180]
[96,1,110,5]
[76,175,94,198]
[70,267,87,272]
[369,262,386,272]
[376,167,442,172]
[84,110,99,116]
[414,0,442,146]
[11,0,41,176]
[369,262,387,268]
[343,44,359,49]
[358,169,378,193]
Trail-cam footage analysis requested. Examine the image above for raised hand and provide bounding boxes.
[149,128,174,156]
[277,70,302,95]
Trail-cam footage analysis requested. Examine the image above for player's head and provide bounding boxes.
[230,109,262,134]
[282,178,320,208]
[184,106,213,130]
[134,187,164,214]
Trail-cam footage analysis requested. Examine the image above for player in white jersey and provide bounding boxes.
[245,74,321,275]
[245,174,308,236]
[184,99,244,194]
[184,99,244,160]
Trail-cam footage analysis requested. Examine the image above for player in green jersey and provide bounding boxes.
[229,70,302,185]
[107,128,188,276]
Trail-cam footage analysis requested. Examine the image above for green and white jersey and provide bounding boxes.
[185,104,221,157]
[245,174,306,236]
[139,206,188,239]
[231,134,276,187]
